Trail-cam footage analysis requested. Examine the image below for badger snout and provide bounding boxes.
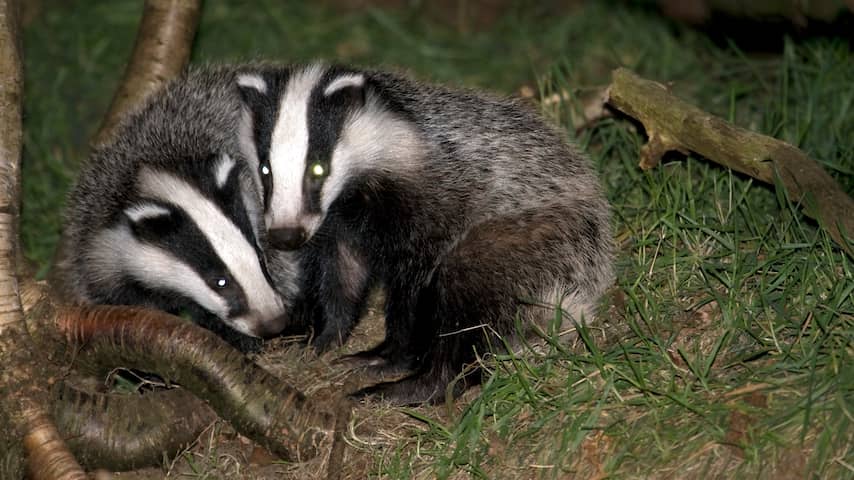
[250,312,288,338]
[228,291,289,338]
[269,226,308,250]
[233,309,288,338]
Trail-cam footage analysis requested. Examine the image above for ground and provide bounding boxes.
[17,0,854,478]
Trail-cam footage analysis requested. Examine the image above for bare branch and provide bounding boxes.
[607,68,854,257]
[92,0,202,146]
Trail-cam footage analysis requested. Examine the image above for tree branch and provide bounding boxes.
[92,0,202,146]
[606,68,854,257]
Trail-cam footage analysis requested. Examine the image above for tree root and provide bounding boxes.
[55,305,342,462]
[0,0,87,476]
[52,383,217,471]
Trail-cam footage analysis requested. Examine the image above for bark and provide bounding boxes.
[92,0,202,147]
[0,0,87,478]
[606,68,854,257]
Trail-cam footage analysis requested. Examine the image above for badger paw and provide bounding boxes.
[336,340,417,371]
[336,354,416,384]
[351,371,467,406]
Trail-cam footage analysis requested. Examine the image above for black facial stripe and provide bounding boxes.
[238,69,291,210]
[173,153,264,268]
[210,162,260,253]
[303,67,366,214]
[212,172,277,287]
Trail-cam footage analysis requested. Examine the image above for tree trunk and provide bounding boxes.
[0,0,88,477]
[92,0,202,147]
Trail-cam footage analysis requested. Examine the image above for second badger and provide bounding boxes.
[58,69,300,350]
[236,63,615,404]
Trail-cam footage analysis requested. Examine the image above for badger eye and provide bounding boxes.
[214,278,228,289]
[260,164,271,176]
[310,162,326,178]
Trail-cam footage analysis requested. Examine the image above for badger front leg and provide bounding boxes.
[351,202,612,405]
[334,275,431,376]
[310,239,373,351]
[350,252,501,405]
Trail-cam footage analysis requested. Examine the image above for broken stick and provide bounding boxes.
[607,67,853,257]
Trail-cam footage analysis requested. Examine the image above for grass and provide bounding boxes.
[20,0,853,478]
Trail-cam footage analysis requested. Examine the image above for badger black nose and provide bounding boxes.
[269,227,307,250]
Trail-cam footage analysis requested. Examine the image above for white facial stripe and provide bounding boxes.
[90,227,230,319]
[137,169,284,322]
[265,63,326,230]
[124,203,171,223]
[324,73,365,96]
[322,97,425,213]
[236,73,267,94]
[215,153,235,189]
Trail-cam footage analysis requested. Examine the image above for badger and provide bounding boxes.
[233,62,614,404]
[58,68,301,351]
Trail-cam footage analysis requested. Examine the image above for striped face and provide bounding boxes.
[236,64,367,250]
[90,153,286,338]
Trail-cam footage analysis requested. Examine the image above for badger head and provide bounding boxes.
[88,153,289,339]
[235,64,390,250]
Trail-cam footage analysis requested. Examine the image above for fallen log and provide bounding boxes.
[606,67,854,257]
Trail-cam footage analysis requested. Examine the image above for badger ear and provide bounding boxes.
[323,73,366,107]
[124,202,176,240]
[236,73,268,99]
[236,73,271,114]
